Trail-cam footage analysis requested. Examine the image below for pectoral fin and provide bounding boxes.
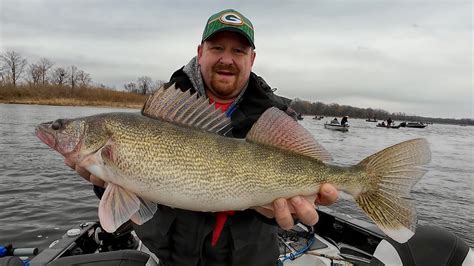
[99,183,140,232]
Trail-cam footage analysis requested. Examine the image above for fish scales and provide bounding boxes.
[95,113,346,211]
[36,86,430,243]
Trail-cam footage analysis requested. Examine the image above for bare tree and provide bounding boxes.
[153,79,167,92]
[68,65,79,89]
[124,82,138,93]
[51,67,69,85]
[0,70,7,85]
[0,51,28,86]
[38,58,54,85]
[136,76,153,95]
[27,63,42,85]
[76,70,92,87]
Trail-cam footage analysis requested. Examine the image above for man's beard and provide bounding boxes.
[209,64,240,97]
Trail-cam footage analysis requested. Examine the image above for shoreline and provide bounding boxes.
[1,98,471,126]
[0,99,143,109]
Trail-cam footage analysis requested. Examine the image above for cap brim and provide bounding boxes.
[203,27,255,49]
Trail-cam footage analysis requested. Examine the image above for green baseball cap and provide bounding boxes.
[202,9,255,49]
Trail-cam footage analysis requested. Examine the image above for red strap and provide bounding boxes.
[211,211,235,246]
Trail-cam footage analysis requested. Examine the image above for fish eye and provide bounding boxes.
[51,119,63,130]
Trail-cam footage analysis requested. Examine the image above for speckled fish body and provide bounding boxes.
[35,85,431,243]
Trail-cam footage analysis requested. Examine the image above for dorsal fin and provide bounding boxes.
[142,84,232,135]
[246,107,332,162]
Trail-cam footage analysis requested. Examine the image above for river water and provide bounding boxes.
[0,104,472,251]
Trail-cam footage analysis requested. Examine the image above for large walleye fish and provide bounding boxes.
[35,85,430,243]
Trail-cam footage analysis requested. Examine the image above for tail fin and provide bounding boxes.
[355,138,431,243]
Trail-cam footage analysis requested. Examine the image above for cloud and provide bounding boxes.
[1,0,471,118]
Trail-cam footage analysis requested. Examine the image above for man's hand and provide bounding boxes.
[254,183,338,230]
[64,158,105,188]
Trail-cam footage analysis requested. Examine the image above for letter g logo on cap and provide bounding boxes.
[219,13,243,25]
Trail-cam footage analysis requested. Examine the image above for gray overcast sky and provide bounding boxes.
[1,0,472,118]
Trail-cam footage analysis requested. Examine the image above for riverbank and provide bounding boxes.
[0,84,146,109]
[0,98,142,109]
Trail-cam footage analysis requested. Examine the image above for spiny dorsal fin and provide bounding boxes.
[142,84,232,135]
[246,107,332,162]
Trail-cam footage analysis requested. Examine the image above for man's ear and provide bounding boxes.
[197,44,203,63]
[250,50,256,67]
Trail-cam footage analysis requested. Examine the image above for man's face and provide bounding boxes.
[198,31,256,101]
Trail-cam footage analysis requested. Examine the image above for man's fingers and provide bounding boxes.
[315,183,338,206]
[257,184,338,229]
[290,196,318,226]
[273,198,294,230]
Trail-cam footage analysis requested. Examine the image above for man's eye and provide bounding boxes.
[234,48,246,54]
[211,46,223,51]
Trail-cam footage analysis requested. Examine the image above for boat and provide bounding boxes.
[2,207,472,266]
[313,116,324,120]
[376,123,400,129]
[324,122,349,132]
[400,122,427,128]
[297,113,304,120]
[366,118,378,122]
[405,122,426,128]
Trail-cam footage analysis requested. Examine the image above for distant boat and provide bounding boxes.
[297,113,304,120]
[376,123,400,129]
[324,121,349,132]
[400,122,426,128]
[313,115,324,120]
[366,118,378,122]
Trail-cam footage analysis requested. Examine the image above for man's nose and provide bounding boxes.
[219,50,234,65]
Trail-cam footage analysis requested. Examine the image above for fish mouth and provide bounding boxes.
[35,121,57,149]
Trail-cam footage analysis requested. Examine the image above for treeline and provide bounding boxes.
[0,50,166,95]
[1,50,471,125]
[0,51,92,88]
[290,98,473,126]
[123,77,167,95]
[0,50,147,107]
